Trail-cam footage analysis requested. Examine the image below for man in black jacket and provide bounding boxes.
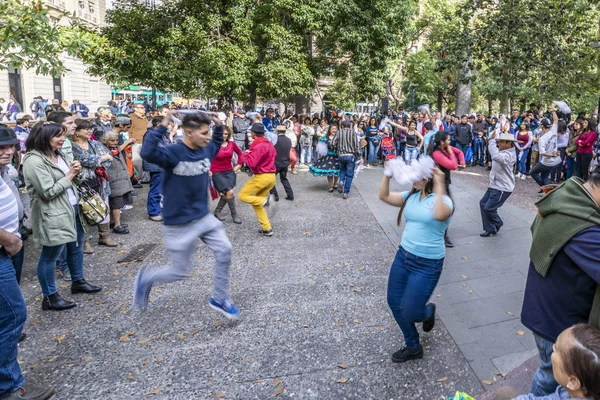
[269,125,294,201]
[455,115,473,159]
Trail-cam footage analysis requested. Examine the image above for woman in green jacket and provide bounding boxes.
[23,122,102,311]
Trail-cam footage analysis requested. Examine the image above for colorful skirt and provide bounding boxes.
[309,154,340,177]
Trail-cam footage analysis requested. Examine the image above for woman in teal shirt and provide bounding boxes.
[378,165,453,363]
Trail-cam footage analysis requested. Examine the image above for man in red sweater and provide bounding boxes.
[238,123,277,236]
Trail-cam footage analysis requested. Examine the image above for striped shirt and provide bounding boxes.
[0,175,20,241]
[333,128,360,156]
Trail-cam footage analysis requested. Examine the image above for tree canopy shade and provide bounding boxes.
[0,0,91,76]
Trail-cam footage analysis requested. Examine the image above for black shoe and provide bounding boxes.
[274,196,280,202]
[538,189,544,194]
[444,236,454,248]
[337,185,344,194]
[471,162,477,167]
[486,166,492,171]
[479,163,484,167]
[259,229,273,237]
[480,230,496,237]
[496,226,502,233]
[19,333,26,343]
[4,383,54,400]
[133,183,143,189]
[112,225,129,234]
[285,197,294,201]
[71,280,102,294]
[42,293,76,311]
[109,223,128,229]
[391,346,424,363]
[423,303,436,332]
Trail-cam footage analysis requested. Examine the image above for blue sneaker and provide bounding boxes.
[209,298,240,320]
[133,266,152,311]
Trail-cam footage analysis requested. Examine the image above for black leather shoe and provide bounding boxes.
[285,197,294,201]
[42,293,76,311]
[110,223,128,229]
[71,280,102,294]
[444,236,455,248]
[3,383,54,400]
[423,303,436,332]
[112,225,129,234]
[486,166,492,171]
[480,230,497,237]
[19,333,26,343]
[259,229,273,237]
[391,346,424,363]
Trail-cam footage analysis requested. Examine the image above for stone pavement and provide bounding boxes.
[353,167,538,386]
[13,167,536,399]
[19,172,482,399]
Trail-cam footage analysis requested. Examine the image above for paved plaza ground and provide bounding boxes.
[15,166,541,399]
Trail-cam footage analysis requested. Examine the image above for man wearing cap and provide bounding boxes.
[333,120,360,199]
[0,126,55,400]
[472,113,489,167]
[269,125,294,202]
[529,106,560,193]
[238,123,277,236]
[479,129,516,236]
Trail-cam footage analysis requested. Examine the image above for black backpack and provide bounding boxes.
[30,101,39,112]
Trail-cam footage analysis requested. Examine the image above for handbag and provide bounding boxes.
[465,146,473,163]
[77,182,109,225]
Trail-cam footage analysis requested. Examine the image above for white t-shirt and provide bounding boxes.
[538,124,561,167]
[57,156,78,205]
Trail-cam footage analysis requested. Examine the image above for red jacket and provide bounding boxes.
[242,137,276,174]
[432,146,465,170]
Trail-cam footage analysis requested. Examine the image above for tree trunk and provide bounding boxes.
[295,94,311,116]
[499,73,509,114]
[247,85,257,110]
[437,88,443,113]
[488,98,492,116]
[455,52,472,116]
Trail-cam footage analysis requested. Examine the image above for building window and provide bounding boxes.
[89,1,95,13]
[79,0,84,8]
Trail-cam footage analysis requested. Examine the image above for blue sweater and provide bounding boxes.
[521,226,600,342]
[140,125,223,225]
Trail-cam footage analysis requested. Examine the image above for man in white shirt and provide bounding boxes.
[529,105,560,194]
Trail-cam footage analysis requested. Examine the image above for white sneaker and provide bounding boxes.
[121,205,133,211]
[521,174,527,180]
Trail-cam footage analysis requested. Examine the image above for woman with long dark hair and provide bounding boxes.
[366,117,381,166]
[565,120,584,178]
[514,121,533,179]
[23,123,102,311]
[402,120,423,165]
[211,125,243,224]
[379,165,453,363]
[428,131,465,247]
[575,118,598,180]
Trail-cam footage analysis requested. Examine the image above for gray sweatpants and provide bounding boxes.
[144,214,232,303]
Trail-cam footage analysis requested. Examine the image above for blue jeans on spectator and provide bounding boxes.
[10,247,24,285]
[531,333,559,396]
[387,246,443,349]
[479,188,512,233]
[0,251,26,397]
[37,206,85,296]
[404,147,419,165]
[456,143,470,158]
[368,137,381,164]
[395,140,405,160]
[338,156,356,195]
[300,144,312,164]
[566,157,576,179]
[147,171,163,217]
[530,163,555,187]
[516,147,530,174]
[472,137,485,165]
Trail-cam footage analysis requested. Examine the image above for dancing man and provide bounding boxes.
[134,111,239,320]
[238,123,277,236]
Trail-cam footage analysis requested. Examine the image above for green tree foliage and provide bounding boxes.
[401,50,444,107]
[0,0,91,75]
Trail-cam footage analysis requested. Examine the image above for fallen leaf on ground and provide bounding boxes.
[461,256,469,260]
[436,377,448,382]
[84,356,92,363]
[56,334,66,344]
[506,311,514,316]
[275,317,281,321]
[469,290,473,294]
[117,250,126,254]
[30,363,39,369]
[47,356,59,363]
[337,364,349,369]
[144,387,163,396]
[353,319,360,324]
[127,375,135,380]
[156,356,164,364]
[326,267,332,271]
[119,330,136,342]
[138,338,152,345]
[375,327,384,331]
[516,330,525,336]
[336,378,348,383]
[192,330,201,335]
[243,357,250,363]
[273,386,285,397]
[302,325,309,328]
[482,380,493,385]
[332,306,337,312]
[461,275,469,279]
[214,392,225,398]
[348,282,355,287]
[178,332,184,340]
[107,349,117,353]
[95,301,105,305]
[337,322,344,327]
[273,377,281,387]
[436,295,441,298]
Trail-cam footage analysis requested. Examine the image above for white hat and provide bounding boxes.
[497,133,516,142]
[217,112,227,121]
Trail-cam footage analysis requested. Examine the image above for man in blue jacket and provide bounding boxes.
[521,166,600,396]
[70,100,89,118]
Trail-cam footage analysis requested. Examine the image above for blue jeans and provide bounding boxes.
[395,140,405,160]
[387,247,443,349]
[531,333,559,396]
[147,171,163,217]
[300,144,312,164]
[566,157,576,179]
[530,162,555,187]
[472,137,485,164]
[479,188,512,233]
[338,156,356,195]
[0,251,26,396]
[516,148,530,174]
[37,206,85,296]
[10,247,24,285]
[404,147,419,165]
[368,137,381,163]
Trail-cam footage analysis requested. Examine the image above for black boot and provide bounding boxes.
[42,293,76,311]
[444,235,454,248]
[71,280,102,294]
[214,197,227,221]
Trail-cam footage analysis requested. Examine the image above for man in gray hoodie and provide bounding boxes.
[479,130,517,236]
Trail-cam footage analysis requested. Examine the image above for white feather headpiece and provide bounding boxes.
[384,157,435,185]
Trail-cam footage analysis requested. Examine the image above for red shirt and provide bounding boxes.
[210,141,243,173]
[576,131,597,154]
[242,137,276,174]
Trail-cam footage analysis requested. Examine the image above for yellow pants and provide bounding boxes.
[238,173,276,230]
